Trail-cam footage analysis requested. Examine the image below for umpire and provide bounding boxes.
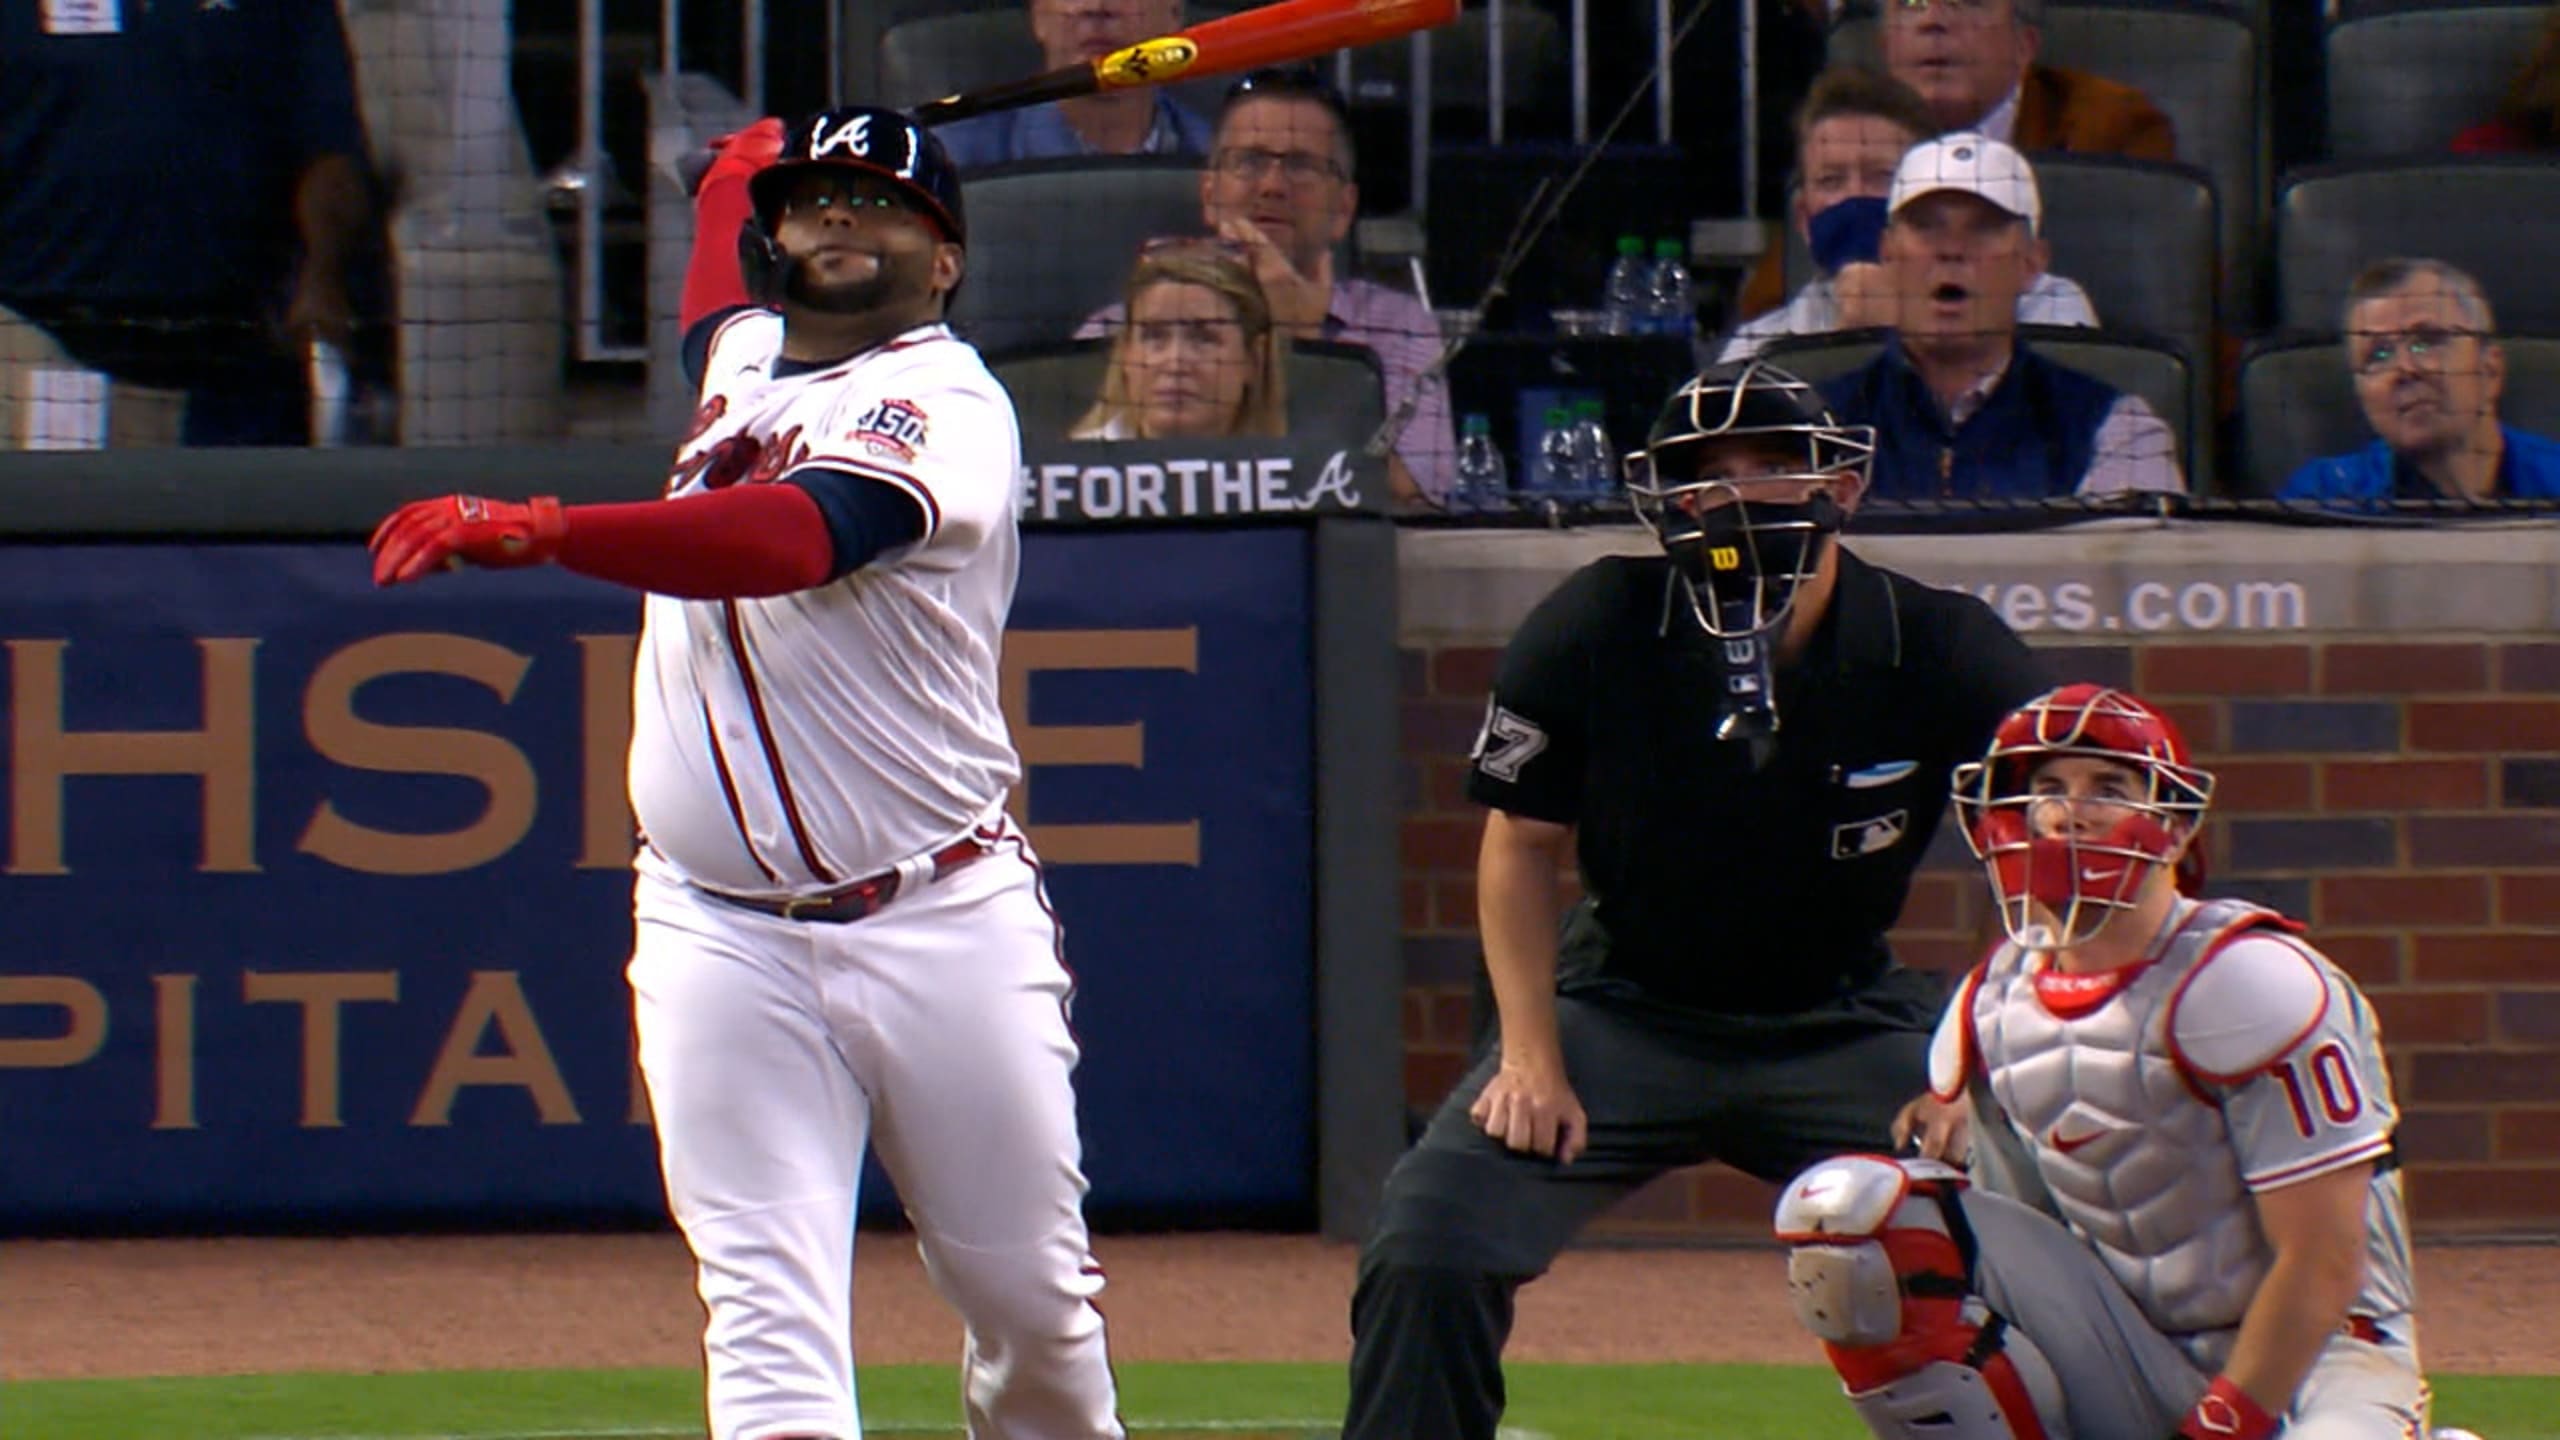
[1342,359,2051,1440]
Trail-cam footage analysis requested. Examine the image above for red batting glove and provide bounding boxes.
[701,116,786,195]
[369,495,568,586]
[2170,1376,2279,1440]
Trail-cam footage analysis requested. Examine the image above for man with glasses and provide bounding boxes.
[2281,258,2560,505]
[1079,67,1457,505]
[936,0,1214,169]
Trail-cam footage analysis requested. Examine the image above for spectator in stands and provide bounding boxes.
[1719,65,2098,363]
[1072,239,1287,439]
[0,0,375,447]
[1080,67,1455,504]
[936,0,1214,170]
[2281,259,2560,504]
[1733,0,2169,326]
[1819,134,2184,500]
[1883,0,2174,155]
[2452,2,2560,153]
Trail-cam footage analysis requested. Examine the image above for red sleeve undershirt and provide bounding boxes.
[679,143,763,329]
[557,485,833,599]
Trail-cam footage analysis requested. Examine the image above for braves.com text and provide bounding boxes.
[1959,578,2313,633]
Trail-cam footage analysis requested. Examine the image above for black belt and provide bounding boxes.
[704,831,995,923]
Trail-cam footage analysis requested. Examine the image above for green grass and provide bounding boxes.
[7,1363,2554,1440]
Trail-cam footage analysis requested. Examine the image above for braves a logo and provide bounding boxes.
[812,114,874,159]
[849,398,930,463]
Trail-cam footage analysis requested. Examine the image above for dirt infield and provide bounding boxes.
[7,1230,2560,1382]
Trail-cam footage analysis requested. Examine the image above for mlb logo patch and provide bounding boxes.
[1830,809,1908,859]
[849,398,930,463]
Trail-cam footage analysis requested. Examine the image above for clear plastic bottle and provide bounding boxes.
[1602,235,1651,337]
[1648,237,1697,341]
[1536,406,1580,492]
[1570,399,1616,495]
[1454,413,1508,512]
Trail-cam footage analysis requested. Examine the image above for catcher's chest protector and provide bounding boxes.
[1973,897,2282,1339]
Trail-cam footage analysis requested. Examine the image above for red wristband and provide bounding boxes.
[2178,1376,2278,1440]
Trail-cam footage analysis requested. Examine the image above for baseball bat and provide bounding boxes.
[910,0,1460,128]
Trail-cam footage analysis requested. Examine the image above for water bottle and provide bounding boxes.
[1602,235,1650,337]
[1536,406,1580,493]
[1647,237,1697,341]
[1570,399,1616,495]
[1454,413,1509,512]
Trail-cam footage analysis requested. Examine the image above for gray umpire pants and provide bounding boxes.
[1342,968,1945,1440]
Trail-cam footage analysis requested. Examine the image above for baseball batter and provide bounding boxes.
[369,107,1123,1440]
[1774,684,2429,1440]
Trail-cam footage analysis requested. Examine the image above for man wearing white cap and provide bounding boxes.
[1818,133,2185,502]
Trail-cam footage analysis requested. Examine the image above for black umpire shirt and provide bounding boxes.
[1466,547,2049,1016]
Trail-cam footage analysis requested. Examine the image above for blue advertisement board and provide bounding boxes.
[0,530,1313,1230]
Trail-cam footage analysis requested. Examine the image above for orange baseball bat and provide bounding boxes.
[910,0,1460,128]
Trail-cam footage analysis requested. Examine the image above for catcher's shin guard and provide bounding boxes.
[1775,1155,2065,1440]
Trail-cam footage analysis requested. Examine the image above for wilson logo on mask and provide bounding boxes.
[1709,545,1741,571]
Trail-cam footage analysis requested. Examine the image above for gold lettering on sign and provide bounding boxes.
[577,634,640,869]
[243,970,400,1128]
[9,637,259,875]
[999,629,1203,866]
[0,977,108,1068]
[297,635,538,875]
[154,974,198,1130]
[411,972,581,1127]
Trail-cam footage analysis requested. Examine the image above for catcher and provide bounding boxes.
[1774,683,2432,1440]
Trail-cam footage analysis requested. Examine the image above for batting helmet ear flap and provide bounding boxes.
[737,216,788,306]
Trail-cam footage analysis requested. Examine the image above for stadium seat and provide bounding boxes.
[2324,1,2549,161]
[1830,1,2261,320]
[989,337,1387,447]
[945,157,1209,356]
[1758,325,2200,492]
[344,0,565,442]
[2275,161,2560,336]
[2238,333,2560,497]
[1345,6,1566,120]
[870,2,1249,124]
[879,9,1041,110]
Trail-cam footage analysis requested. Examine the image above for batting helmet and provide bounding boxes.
[1951,684,2215,948]
[740,107,966,304]
[1626,359,1875,638]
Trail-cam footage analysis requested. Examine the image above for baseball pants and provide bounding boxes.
[628,824,1122,1440]
[1343,972,1942,1440]
[1961,1187,2429,1440]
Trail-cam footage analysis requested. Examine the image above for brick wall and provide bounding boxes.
[1397,636,2560,1240]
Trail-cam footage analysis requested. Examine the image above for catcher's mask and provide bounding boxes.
[1951,684,2214,950]
[1624,359,1874,641]
[740,106,967,311]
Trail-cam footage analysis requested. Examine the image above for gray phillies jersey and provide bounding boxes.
[1931,897,2418,1358]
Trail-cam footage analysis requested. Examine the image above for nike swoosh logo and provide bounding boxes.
[2050,1127,2107,1154]
[2081,867,2120,883]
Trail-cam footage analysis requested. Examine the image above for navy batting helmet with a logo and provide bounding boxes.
[740,107,966,303]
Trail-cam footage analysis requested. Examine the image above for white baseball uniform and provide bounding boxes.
[1932,896,2428,1440]
[625,309,1122,1440]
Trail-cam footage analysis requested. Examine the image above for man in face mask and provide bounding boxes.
[1341,358,2053,1440]
[1718,65,2099,365]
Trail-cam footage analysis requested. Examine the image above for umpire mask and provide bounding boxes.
[1626,360,1873,642]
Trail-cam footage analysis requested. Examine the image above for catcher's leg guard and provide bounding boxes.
[1775,1155,2066,1440]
